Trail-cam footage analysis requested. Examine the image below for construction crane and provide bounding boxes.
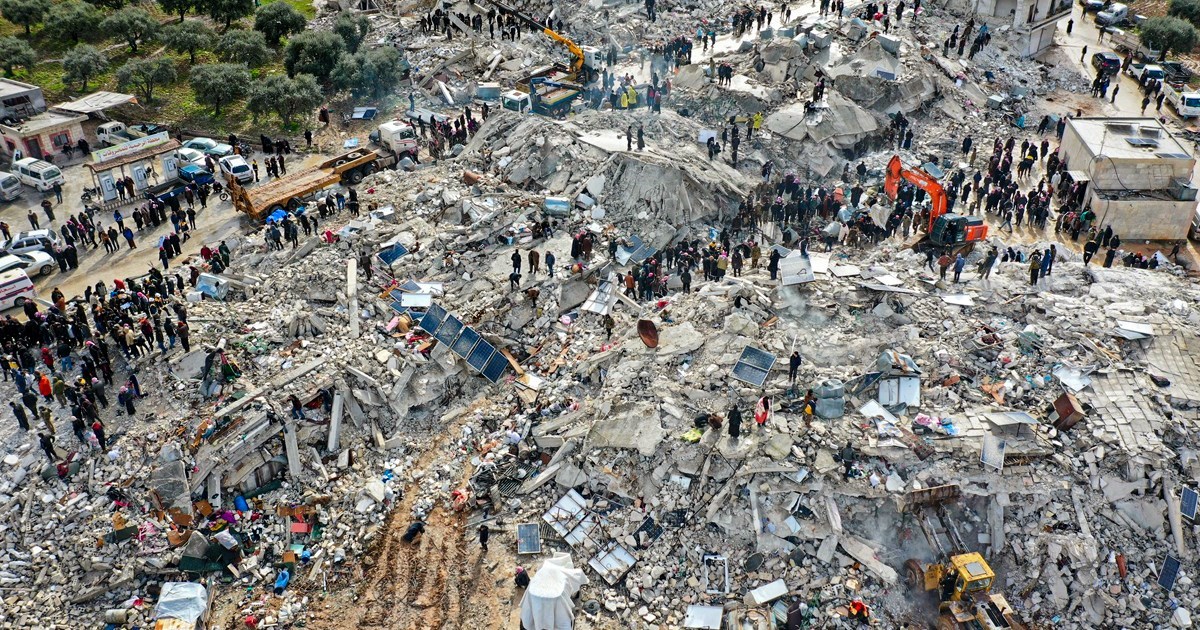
[484,0,600,84]
[883,155,988,253]
[901,485,1027,630]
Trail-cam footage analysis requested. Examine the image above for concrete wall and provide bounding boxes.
[1060,123,1195,190]
[1019,23,1058,56]
[1089,196,1195,241]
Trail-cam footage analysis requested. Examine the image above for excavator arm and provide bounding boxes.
[544,28,585,75]
[485,0,586,76]
[883,155,947,232]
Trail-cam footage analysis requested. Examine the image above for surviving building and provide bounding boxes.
[973,0,1072,57]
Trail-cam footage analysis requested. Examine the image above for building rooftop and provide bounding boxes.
[0,78,40,99]
[1067,117,1193,161]
[0,110,86,134]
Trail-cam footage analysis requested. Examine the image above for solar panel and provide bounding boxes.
[417,303,446,334]
[732,363,770,387]
[1183,487,1199,521]
[389,301,408,315]
[389,289,406,302]
[397,279,422,293]
[375,242,409,265]
[481,351,509,383]
[738,347,777,371]
[468,340,495,371]
[435,316,463,345]
[516,523,542,554]
[1160,555,1181,591]
[451,327,481,358]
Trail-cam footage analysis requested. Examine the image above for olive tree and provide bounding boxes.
[63,43,108,90]
[116,57,177,103]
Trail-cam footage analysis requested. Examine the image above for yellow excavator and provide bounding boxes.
[901,485,1027,630]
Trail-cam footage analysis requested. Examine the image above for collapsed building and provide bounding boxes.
[2,0,1200,626]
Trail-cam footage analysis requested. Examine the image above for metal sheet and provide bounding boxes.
[980,434,1006,471]
[451,327,481,358]
[684,605,725,629]
[434,316,463,346]
[878,376,921,407]
[399,293,433,309]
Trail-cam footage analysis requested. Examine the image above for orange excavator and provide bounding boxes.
[884,155,988,252]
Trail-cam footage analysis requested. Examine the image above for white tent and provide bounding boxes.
[519,553,589,630]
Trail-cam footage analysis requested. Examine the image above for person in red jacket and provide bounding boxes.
[37,372,53,403]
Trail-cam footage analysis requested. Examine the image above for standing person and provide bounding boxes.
[1029,251,1042,285]
[788,351,802,382]
[937,251,951,280]
[754,395,770,431]
[176,321,190,352]
[10,401,29,431]
[39,433,57,463]
[952,253,966,282]
[528,250,540,275]
[304,129,313,149]
[602,313,615,340]
[478,524,490,553]
[52,181,63,204]
[727,405,742,442]
[93,421,110,452]
[841,441,857,479]
[637,125,645,151]
[511,250,522,274]
[545,252,556,278]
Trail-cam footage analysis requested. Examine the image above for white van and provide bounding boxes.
[12,158,64,192]
[0,171,20,202]
[0,269,35,310]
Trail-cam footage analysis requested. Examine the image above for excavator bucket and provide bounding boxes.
[902,484,963,512]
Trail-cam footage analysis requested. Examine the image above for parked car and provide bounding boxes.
[0,229,61,256]
[218,155,253,184]
[0,171,21,202]
[0,269,35,310]
[1082,0,1110,11]
[1096,2,1129,25]
[0,251,55,276]
[178,164,215,186]
[174,147,208,168]
[183,137,234,158]
[1091,51,1122,76]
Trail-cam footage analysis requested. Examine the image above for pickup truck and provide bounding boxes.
[1128,63,1166,82]
[96,121,167,146]
[1165,85,1200,118]
[1161,61,1194,85]
[1109,28,1162,62]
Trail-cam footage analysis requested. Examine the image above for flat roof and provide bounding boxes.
[86,139,182,173]
[54,91,136,114]
[1067,117,1193,161]
[0,110,86,135]
[0,78,39,99]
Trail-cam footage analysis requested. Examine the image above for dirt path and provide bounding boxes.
[299,416,512,630]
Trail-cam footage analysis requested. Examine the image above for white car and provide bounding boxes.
[174,147,208,168]
[0,251,55,276]
[219,155,253,184]
[1,229,60,256]
[183,137,234,157]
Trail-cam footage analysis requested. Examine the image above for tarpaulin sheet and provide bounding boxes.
[154,582,208,623]
[519,553,588,630]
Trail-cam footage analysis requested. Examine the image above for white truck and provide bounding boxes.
[96,121,167,146]
[1166,85,1200,118]
[368,121,421,162]
[1128,63,1166,82]
[1109,27,1162,62]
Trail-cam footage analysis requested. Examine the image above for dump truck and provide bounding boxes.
[228,148,397,221]
[902,485,1027,630]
